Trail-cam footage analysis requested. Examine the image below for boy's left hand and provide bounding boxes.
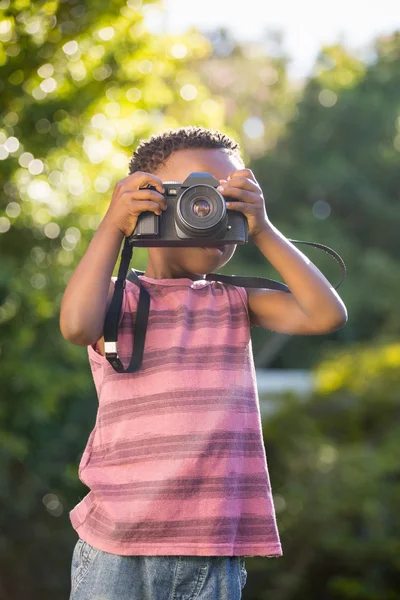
[217,168,271,238]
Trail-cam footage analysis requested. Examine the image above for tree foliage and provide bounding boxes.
[245,33,400,367]
[0,1,237,597]
[253,342,400,599]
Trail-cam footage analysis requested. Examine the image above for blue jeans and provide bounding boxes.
[69,537,248,600]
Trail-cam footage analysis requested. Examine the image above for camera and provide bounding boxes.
[127,172,248,247]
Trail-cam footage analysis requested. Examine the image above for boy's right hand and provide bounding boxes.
[104,171,167,237]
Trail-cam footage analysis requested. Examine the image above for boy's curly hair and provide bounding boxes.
[128,125,244,175]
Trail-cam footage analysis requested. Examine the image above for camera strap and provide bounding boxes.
[103,238,346,373]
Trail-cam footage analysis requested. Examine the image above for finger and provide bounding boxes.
[225,201,244,211]
[123,171,165,195]
[219,176,260,193]
[132,200,165,215]
[227,168,257,182]
[225,201,257,215]
[217,185,259,204]
[120,189,167,209]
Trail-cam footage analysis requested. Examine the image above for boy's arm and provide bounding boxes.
[59,170,166,346]
[59,217,124,346]
[247,223,348,335]
[216,167,347,335]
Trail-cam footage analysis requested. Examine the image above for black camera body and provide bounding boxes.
[127,172,248,247]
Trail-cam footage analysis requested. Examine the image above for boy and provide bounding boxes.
[60,126,347,600]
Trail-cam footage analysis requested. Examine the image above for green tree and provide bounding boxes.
[244,32,400,368]
[0,1,240,597]
[246,341,400,599]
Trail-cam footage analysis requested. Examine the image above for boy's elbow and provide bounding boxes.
[337,304,348,327]
[324,307,348,333]
[60,325,89,346]
[59,314,98,347]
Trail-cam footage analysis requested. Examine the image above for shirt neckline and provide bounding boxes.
[138,274,211,287]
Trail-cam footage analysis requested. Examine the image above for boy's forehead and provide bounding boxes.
[156,148,242,181]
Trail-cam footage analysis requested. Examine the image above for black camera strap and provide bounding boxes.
[103,238,346,373]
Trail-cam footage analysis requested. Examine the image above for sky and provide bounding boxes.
[146,0,400,80]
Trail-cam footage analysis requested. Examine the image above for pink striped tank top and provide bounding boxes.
[69,274,282,558]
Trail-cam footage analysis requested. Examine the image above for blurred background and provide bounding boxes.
[0,0,399,598]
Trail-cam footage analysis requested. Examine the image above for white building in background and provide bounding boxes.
[256,370,314,417]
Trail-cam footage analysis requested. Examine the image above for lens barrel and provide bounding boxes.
[176,184,227,236]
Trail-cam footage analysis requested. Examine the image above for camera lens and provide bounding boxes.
[192,198,211,217]
[176,184,226,236]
